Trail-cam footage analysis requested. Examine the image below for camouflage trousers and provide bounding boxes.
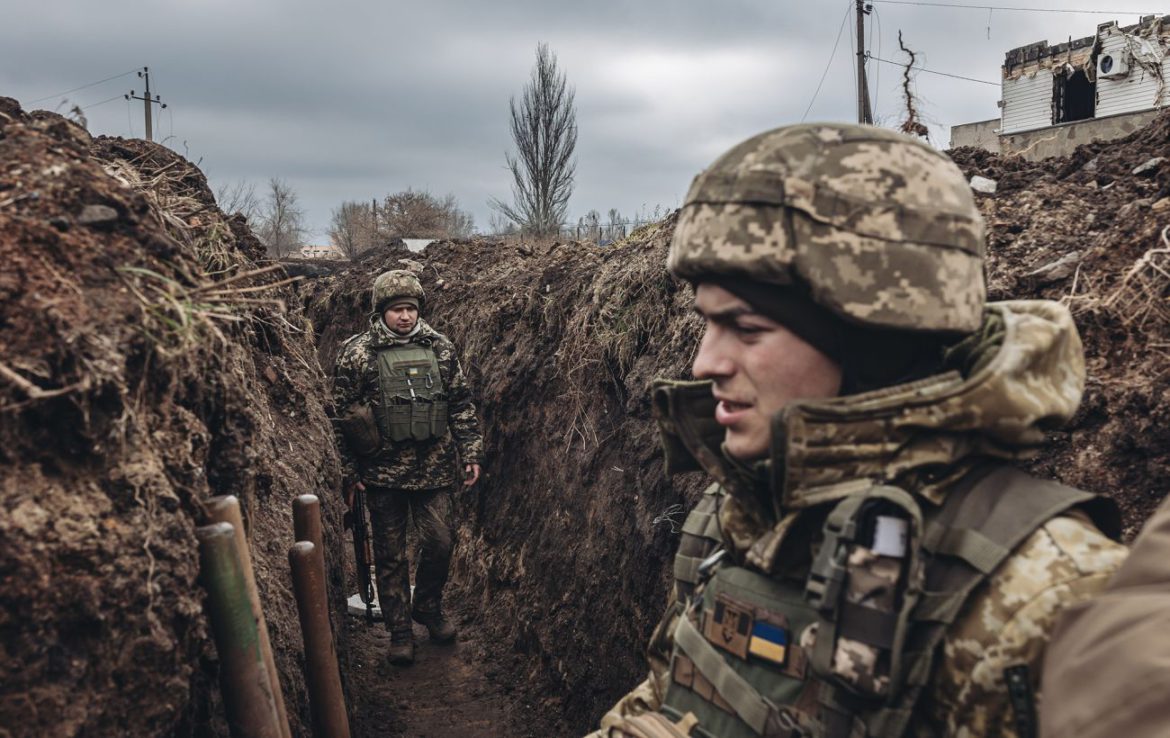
[365,486,454,631]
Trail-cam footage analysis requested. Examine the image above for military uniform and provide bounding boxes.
[332,271,482,651]
[588,125,1127,738]
[1039,490,1170,738]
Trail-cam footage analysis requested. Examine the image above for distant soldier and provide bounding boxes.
[588,124,1127,738]
[332,270,483,665]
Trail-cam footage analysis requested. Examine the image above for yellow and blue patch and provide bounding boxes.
[748,619,788,665]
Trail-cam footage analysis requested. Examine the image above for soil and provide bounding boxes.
[5,85,1170,738]
[950,111,1170,536]
[343,600,527,737]
[0,99,346,738]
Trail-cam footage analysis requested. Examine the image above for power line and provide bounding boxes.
[870,1,1161,15]
[802,2,854,122]
[82,94,124,111]
[28,69,139,105]
[869,54,1000,85]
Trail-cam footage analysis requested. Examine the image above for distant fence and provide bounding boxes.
[485,218,663,246]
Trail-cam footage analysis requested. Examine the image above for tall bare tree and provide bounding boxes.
[490,43,577,236]
[330,201,377,260]
[256,178,307,258]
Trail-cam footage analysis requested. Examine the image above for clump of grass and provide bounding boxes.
[118,264,298,357]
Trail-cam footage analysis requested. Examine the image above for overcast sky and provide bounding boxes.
[2,1,1158,242]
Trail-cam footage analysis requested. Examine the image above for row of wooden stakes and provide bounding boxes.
[197,494,351,738]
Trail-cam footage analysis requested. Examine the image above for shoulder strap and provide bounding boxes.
[863,463,1117,738]
[673,485,725,599]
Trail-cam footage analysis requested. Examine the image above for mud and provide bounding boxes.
[0,99,346,737]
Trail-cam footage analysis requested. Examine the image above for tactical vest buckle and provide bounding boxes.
[805,512,857,614]
[696,549,726,583]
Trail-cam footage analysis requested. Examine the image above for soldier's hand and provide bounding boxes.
[463,464,481,488]
[345,480,365,509]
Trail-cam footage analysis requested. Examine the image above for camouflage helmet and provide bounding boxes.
[668,123,986,333]
[371,269,425,313]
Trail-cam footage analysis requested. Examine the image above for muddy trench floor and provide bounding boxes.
[343,590,540,738]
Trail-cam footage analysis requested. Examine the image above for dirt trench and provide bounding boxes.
[5,90,1170,738]
[0,100,347,738]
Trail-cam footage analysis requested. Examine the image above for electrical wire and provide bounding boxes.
[81,94,123,111]
[28,69,139,105]
[868,54,1000,84]
[870,1,1160,15]
[802,2,854,122]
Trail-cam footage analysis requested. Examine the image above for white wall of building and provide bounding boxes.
[1001,70,1054,134]
[1096,26,1169,118]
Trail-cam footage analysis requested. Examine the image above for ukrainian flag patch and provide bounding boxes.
[748,619,788,665]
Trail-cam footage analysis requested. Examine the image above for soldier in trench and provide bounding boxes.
[332,269,483,666]
[587,124,1128,738]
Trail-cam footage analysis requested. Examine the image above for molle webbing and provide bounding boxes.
[674,487,724,600]
[674,617,776,735]
[844,464,1114,738]
[373,343,447,442]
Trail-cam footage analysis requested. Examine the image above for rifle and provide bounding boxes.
[343,486,377,624]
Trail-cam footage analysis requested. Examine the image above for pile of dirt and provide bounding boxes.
[951,110,1170,534]
[305,112,1170,734]
[0,99,346,737]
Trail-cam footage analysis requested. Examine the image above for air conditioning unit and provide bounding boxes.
[1097,51,1131,79]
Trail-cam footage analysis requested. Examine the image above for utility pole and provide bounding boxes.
[125,67,166,141]
[855,1,874,125]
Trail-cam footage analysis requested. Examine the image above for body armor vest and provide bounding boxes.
[373,342,448,443]
[655,465,1119,738]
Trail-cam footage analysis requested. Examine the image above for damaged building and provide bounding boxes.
[952,15,1170,159]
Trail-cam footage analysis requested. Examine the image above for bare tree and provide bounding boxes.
[488,212,518,236]
[330,201,377,260]
[578,209,601,242]
[607,208,626,239]
[379,189,475,240]
[256,178,307,259]
[215,179,261,223]
[490,43,577,236]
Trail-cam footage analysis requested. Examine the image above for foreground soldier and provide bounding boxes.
[590,124,1127,738]
[332,270,483,665]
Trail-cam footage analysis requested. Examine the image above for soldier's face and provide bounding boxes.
[383,304,419,334]
[692,283,842,461]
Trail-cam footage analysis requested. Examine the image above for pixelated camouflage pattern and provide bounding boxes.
[371,269,426,312]
[1039,492,1170,738]
[584,300,1126,738]
[827,546,901,696]
[366,486,454,628]
[668,123,986,333]
[332,314,483,490]
[911,514,1126,738]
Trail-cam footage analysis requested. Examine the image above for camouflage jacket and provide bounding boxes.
[332,315,483,491]
[590,300,1127,738]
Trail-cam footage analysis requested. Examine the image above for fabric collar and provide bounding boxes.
[653,300,1083,514]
